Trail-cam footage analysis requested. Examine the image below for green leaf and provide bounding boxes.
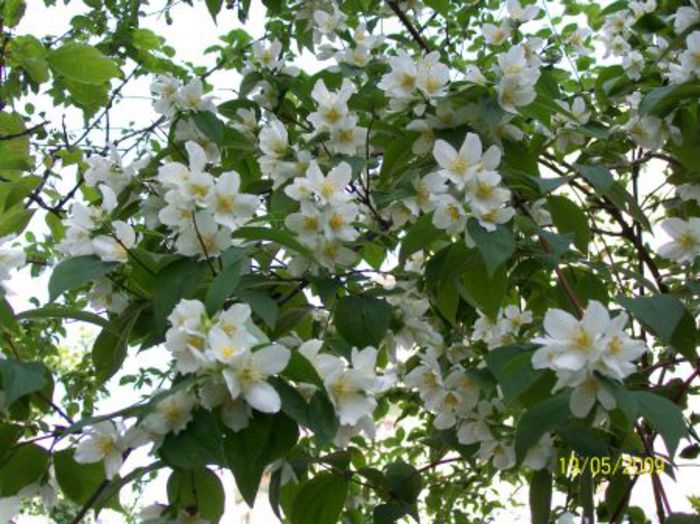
[384,462,422,504]
[236,287,279,329]
[399,213,441,265]
[515,392,570,463]
[8,35,49,84]
[205,248,245,315]
[618,295,697,361]
[547,195,590,253]
[335,295,392,348]
[205,0,223,21]
[290,473,349,524]
[460,257,507,320]
[223,412,299,506]
[424,0,449,16]
[92,305,142,384]
[49,256,119,302]
[167,468,225,523]
[2,0,26,27]
[0,444,49,496]
[632,391,687,456]
[0,359,49,405]
[232,226,313,258]
[192,111,225,146]
[639,82,700,117]
[152,257,208,336]
[486,345,544,405]
[467,220,515,276]
[0,204,33,237]
[16,304,107,329]
[529,469,552,524]
[160,409,227,469]
[54,449,120,510]
[47,43,120,85]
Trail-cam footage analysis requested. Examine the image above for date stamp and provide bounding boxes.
[559,453,666,477]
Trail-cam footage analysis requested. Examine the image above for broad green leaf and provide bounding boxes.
[639,82,700,117]
[205,0,223,21]
[666,515,700,524]
[8,35,49,84]
[529,469,552,524]
[0,443,49,496]
[54,449,120,510]
[547,195,590,253]
[460,257,507,320]
[2,0,26,27]
[192,111,225,146]
[92,305,142,384]
[223,412,299,506]
[0,359,49,405]
[204,248,246,315]
[290,473,349,524]
[486,345,544,405]
[47,43,120,85]
[152,257,208,336]
[335,295,392,347]
[515,392,570,463]
[632,391,687,456]
[232,226,313,258]
[17,305,109,328]
[167,468,225,523]
[467,220,515,276]
[160,409,227,469]
[0,112,32,173]
[424,0,449,16]
[384,462,422,505]
[399,213,441,264]
[0,204,34,237]
[49,256,119,302]
[618,295,697,361]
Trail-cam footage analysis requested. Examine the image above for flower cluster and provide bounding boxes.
[494,44,541,113]
[426,132,515,237]
[156,141,258,258]
[378,50,450,109]
[284,161,359,271]
[151,76,215,117]
[532,301,646,417]
[299,339,387,448]
[471,305,533,350]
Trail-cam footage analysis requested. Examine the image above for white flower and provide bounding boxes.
[416,52,450,98]
[175,211,231,259]
[321,202,359,241]
[626,115,664,150]
[677,184,700,204]
[0,236,25,291]
[206,171,258,229]
[523,433,555,470]
[286,161,352,205]
[483,22,511,46]
[675,6,700,34]
[325,364,378,426]
[497,75,537,113]
[142,390,196,436]
[313,6,346,40]
[258,118,288,158]
[223,344,291,413]
[74,421,126,479]
[569,375,616,418]
[507,0,539,22]
[151,75,181,116]
[478,439,515,470]
[158,141,208,189]
[92,220,136,263]
[657,217,700,264]
[679,31,700,77]
[176,79,216,113]
[622,50,645,80]
[532,301,609,372]
[568,28,592,55]
[308,79,355,132]
[433,133,498,189]
[596,312,646,380]
[168,299,206,331]
[432,195,467,235]
[378,50,418,101]
[252,39,283,71]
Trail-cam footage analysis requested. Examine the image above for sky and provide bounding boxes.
[6,0,699,522]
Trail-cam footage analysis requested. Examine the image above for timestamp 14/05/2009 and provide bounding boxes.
[559,454,666,476]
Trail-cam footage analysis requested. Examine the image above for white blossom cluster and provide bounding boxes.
[532,301,646,418]
[157,141,259,258]
[283,160,359,272]
[471,305,533,350]
[378,50,450,110]
[421,132,515,237]
[494,43,542,113]
[299,339,389,448]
